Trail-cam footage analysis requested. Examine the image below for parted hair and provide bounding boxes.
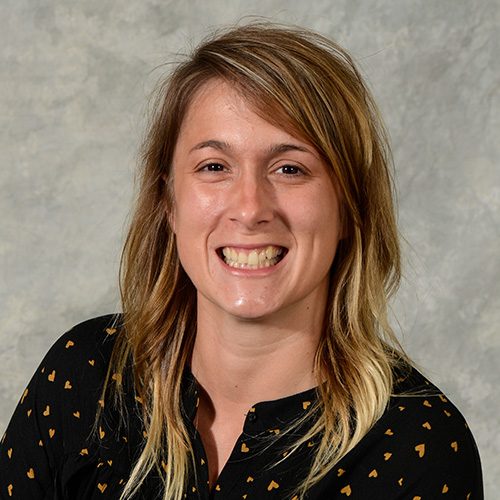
[109,21,406,500]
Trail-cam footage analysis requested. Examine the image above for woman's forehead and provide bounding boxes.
[178,79,315,153]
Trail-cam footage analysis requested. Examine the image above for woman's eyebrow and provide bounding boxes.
[190,140,312,155]
[190,139,231,153]
[266,143,312,155]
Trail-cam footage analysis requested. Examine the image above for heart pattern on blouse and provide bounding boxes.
[341,485,352,496]
[267,480,279,491]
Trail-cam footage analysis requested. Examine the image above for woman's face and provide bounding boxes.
[170,80,344,323]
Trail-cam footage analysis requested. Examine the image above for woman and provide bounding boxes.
[0,22,483,499]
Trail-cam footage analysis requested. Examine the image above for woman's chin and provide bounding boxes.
[200,292,284,323]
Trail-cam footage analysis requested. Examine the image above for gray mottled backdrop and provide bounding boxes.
[1,0,498,496]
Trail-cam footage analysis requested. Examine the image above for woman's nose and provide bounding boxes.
[228,175,274,229]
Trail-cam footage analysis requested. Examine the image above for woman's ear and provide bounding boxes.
[167,207,176,234]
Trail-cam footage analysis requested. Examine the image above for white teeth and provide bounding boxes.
[221,246,284,269]
[248,251,259,265]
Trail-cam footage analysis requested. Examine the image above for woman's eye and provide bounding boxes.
[276,165,303,175]
[200,163,227,172]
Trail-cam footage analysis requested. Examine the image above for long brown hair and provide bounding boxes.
[110,21,405,500]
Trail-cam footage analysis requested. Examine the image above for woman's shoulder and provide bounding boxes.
[383,364,481,463]
[389,364,474,432]
[41,314,122,369]
[13,314,124,424]
[0,315,129,499]
[6,314,124,438]
[337,364,483,498]
[314,364,484,499]
[26,314,125,425]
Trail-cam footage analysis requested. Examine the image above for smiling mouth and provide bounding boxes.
[220,246,286,269]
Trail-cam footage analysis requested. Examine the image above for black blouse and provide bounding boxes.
[0,315,483,499]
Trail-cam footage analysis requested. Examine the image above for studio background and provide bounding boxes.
[1,1,498,496]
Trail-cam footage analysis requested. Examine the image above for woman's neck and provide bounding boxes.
[190,299,323,410]
[190,297,325,487]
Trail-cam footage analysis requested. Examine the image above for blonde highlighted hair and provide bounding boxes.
[108,21,407,500]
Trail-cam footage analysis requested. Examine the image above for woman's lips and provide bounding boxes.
[220,245,286,269]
